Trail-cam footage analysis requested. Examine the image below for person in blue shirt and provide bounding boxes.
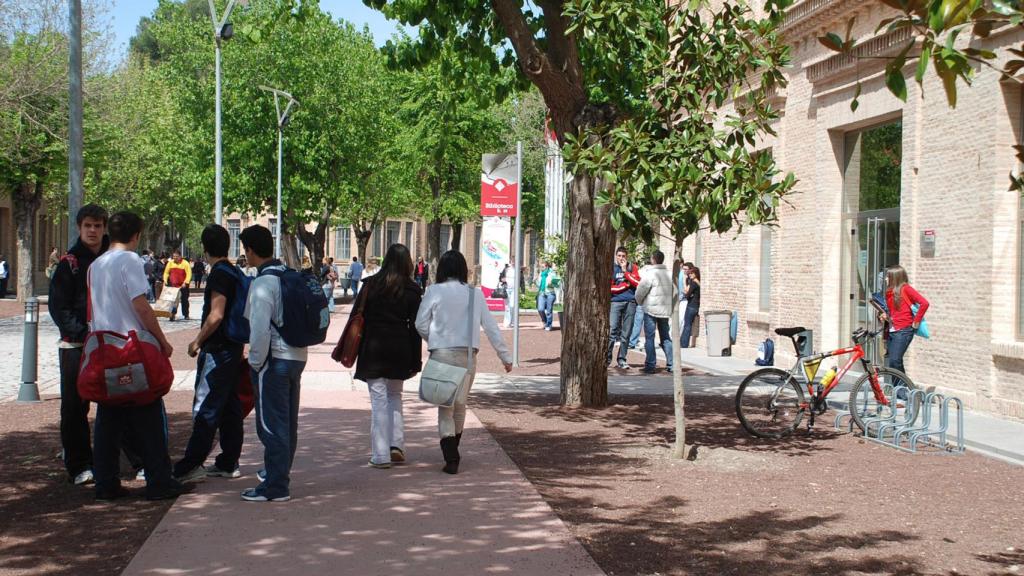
[349,256,364,298]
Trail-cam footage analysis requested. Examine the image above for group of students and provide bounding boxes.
[51,203,513,502]
[51,205,311,501]
[607,247,702,374]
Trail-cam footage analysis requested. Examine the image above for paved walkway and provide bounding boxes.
[122,389,603,576]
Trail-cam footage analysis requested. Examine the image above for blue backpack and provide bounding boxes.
[261,267,330,348]
[755,338,775,366]
[218,261,251,344]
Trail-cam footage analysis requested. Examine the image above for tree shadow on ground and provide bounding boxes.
[477,392,840,459]
[0,394,194,576]
[474,393,931,576]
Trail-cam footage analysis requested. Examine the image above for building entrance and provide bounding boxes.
[842,121,903,365]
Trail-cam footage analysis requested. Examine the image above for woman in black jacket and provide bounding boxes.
[354,243,422,469]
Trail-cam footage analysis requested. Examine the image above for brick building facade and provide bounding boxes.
[674,1,1024,419]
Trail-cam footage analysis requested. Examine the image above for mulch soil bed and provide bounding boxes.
[473,392,1024,576]
[0,392,193,576]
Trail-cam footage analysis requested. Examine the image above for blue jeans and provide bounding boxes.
[537,292,556,328]
[680,306,699,348]
[886,327,915,376]
[644,314,673,371]
[252,357,305,499]
[629,305,645,348]
[174,344,244,476]
[607,300,636,363]
[351,279,360,299]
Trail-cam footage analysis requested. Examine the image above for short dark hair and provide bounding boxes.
[652,250,665,264]
[172,250,181,257]
[239,225,273,258]
[107,212,142,243]
[76,203,108,226]
[201,224,230,258]
[436,250,468,284]
[683,261,694,268]
[352,256,358,262]
[141,249,150,256]
[615,246,628,255]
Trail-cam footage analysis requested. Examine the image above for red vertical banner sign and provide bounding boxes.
[481,154,519,217]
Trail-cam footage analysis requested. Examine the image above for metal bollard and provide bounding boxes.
[17,297,41,403]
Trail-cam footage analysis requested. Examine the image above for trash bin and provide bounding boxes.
[705,310,733,357]
[796,329,813,357]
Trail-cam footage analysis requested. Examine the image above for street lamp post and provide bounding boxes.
[258,86,298,260]
[207,0,244,225]
[17,298,40,403]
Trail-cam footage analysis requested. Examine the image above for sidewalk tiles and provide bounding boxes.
[122,389,603,576]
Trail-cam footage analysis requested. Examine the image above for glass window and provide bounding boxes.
[371,226,381,257]
[336,226,351,260]
[268,218,278,255]
[228,219,241,259]
[759,226,772,311]
[386,221,400,250]
[440,224,452,253]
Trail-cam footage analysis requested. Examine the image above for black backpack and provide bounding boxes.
[260,267,330,347]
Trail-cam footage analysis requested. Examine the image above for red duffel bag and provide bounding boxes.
[78,329,173,406]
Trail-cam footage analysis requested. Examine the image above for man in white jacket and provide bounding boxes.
[634,250,676,374]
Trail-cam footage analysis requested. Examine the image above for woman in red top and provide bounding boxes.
[878,265,929,377]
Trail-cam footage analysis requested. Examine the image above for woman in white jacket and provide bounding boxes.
[416,251,512,474]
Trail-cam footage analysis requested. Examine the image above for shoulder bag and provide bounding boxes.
[77,269,173,406]
[333,286,369,367]
[419,286,474,407]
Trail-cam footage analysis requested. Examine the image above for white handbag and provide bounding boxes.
[419,287,475,407]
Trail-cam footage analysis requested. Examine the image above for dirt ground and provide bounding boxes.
[0,392,194,576]
[473,392,1024,576]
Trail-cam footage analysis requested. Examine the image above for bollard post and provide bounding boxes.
[17,297,41,403]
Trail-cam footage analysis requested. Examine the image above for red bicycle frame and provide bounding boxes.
[801,342,890,406]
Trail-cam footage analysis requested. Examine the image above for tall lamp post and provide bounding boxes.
[207,0,244,225]
[258,86,298,260]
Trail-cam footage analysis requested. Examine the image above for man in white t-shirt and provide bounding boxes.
[88,211,189,501]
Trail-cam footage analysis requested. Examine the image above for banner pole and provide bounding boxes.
[513,141,522,367]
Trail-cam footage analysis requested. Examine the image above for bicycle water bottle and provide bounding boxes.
[820,367,838,389]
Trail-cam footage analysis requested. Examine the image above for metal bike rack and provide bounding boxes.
[840,385,965,455]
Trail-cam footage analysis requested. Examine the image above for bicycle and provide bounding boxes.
[735,326,915,438]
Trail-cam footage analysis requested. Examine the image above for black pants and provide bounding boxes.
[174,345,244,476]
[193,274,204,290]
[171,285,190,319]
[0,276,7,298]
[94,400,173,497]
[59,347,92,480]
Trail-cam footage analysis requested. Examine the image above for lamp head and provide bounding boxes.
[220,21,233,40]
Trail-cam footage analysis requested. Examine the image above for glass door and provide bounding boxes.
[842,121,903,365]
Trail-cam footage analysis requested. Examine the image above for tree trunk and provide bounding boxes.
[354,226,371,265]
[451,221,462,252]
[11,180,42,302]
[559,171,615,407]
[145,219,166,256]
[671,236,687,457]
[426,176,442,279]
[281,232,300,269]
[296,216,328,269]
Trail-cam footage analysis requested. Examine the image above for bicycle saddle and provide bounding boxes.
[774,327,806,337]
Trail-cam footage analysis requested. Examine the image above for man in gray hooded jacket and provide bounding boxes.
[635,250,676,374]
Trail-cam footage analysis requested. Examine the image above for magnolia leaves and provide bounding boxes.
[821,0,1024,112]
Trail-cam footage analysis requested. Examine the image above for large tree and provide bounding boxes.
[368,0,669,405]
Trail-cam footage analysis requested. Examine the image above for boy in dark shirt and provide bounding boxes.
[173,224,246,482]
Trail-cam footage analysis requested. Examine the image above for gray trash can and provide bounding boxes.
[705,310,733,357]
[796,329,813,357]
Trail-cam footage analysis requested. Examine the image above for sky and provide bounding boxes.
[107,0,407,58]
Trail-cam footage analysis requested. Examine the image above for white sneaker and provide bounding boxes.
[73,470,94,486]
[205,465,242,478]
[174,466,207,484]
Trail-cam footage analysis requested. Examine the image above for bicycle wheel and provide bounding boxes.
[848,367,915,433]
[735,368,806,439]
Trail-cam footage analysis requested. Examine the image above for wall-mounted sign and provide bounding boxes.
[921,229,936,258]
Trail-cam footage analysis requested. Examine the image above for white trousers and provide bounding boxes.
[430,348,478,438]
[366,378,404,465]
